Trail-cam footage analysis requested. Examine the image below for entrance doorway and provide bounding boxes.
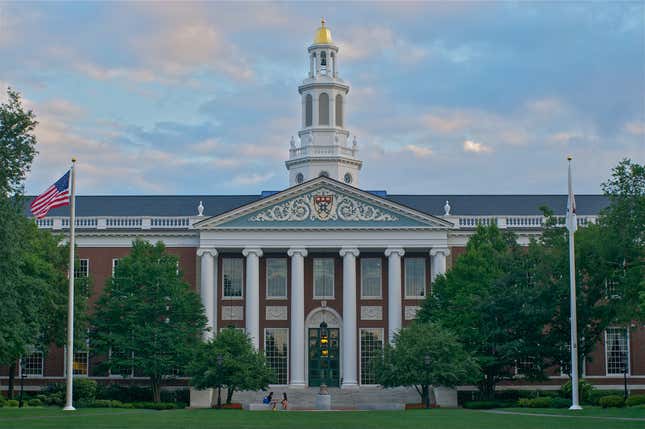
[308,324,340,387]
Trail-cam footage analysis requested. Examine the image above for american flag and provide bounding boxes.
[30,170,71,219]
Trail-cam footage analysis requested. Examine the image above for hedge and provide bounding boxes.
[7,400,19,407]
[599,395,625,408]
[463,400,514,409]
[626,395,645,407]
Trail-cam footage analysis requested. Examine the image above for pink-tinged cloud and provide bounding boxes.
[463,139,492,153]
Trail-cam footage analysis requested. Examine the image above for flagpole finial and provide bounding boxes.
[567,155,572,161]
[72,157,77,163]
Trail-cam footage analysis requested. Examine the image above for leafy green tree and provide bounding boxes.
[0,87,88,398]
[527,209,619,376]
[189,327,274,406]
[91,239,207,402]
[597,159,644,322]
[374,322,479,406]
[0,87,38,197]
[417,225,553,398]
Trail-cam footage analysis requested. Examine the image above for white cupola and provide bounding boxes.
[285,19,363,187]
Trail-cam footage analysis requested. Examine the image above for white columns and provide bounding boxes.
[197,248,218,340]
[340,247,359,389]
[430,248,450,282]
[243,247,263,349]
[288,247,307,387]
[385,247,405,344]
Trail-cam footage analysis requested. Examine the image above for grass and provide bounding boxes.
[497,406,645,418]
[0,407,643,429]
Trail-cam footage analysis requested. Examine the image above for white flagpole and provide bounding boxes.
[567,155,582,410]
[63,158,77,411]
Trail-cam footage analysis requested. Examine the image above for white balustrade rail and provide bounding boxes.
[35,216,195,230]
[34,214,598,231]
[289,144,357,159]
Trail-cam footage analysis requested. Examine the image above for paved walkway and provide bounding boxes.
[483,409,645,422]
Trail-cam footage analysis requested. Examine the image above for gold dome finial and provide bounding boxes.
[314,18,332,44]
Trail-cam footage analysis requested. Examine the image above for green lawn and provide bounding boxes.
[0,408,643,429]
[497,406,645,418]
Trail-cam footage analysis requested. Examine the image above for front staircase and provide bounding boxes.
[191,386,457,410]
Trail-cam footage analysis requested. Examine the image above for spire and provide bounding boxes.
[314,17,333,45]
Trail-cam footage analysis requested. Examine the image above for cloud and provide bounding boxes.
[403,144,433,157]
[624,120,645,136]
[463,139,492,153]
[341,26,427,64]
[231,172,274,186]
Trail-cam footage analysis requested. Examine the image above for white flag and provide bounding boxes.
[566,158,577,232]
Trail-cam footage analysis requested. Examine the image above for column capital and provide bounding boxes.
[287,247,308,258]
[242,247,263,258]
[197,248,218,257]
[430,247,450,257]
[385,247,405,257]
[339,247,360,258]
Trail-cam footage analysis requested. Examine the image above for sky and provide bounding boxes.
[1,1,643,196]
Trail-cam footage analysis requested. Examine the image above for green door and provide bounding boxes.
[308,327,340,387]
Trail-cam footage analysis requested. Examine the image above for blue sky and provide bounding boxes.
[1,1,643,195]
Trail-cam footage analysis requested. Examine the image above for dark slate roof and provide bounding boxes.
[385,194,609,216]
[24,193,609,217]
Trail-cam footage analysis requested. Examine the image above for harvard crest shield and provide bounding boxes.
[313,194,334,220]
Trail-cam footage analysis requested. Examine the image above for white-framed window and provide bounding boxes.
[265,328,289,385]
[605,278,622,299]
[515,356,536,375]
[605,327,629,375]
[219,326,245,333]
[313,258,334,299]
[75,259,89,278]
[112,258,120,276]
[266,258,288,299]
[404,257,426,298]
[360,258,382,299]
[108,348,134,378]
[20,349,44,377]
[360,328,383,385]
[222,258,244,299]
[64,347,89,377]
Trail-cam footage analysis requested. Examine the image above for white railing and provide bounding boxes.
[36,216,194,230]
[457,215,598,229]
[289,144,357,159]
[35,214,598,231]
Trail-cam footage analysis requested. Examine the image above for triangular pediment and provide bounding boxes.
[195,177,453,230]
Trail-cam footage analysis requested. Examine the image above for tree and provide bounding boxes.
[0,87,88,398]
[417,224,554,398]
[91,239,207,402]
[189,327,274,406]
[374,322,479,407]
[598,159,644,322]
[0,87,38,197]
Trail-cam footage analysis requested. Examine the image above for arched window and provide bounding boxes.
[319,93,329,125]
[305,94,313,127]
[320,51,327,73]
[335,94,343,127]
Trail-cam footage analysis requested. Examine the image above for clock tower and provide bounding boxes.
[285,19,363,187]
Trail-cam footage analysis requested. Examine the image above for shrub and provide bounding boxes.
[43,392,64,406]
[550,397,571,408]
[0,395,6,407]
[517,397,553,408]
[91,399,114,408]
[160,389,189,404]
[626,395,645,407]
[73,378,97,402]
[95,384,152,402]
[560,380,594,404]
[130,401,177,410]
[7,400,19,407]
[588,390,624,405]
[599,395,625,408]
[27,398,42,407]
[463,400,511,409]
